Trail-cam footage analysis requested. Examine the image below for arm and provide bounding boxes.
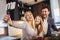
[3,15,26,29]
[51,19,58,31]
[12,21,26,29]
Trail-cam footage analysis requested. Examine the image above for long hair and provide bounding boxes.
[39,16,44,34]
[35,15,44,36]
[24,11,36,30]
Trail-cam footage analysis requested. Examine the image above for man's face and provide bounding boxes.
[41,8,50,19]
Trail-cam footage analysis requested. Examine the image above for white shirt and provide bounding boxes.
[43,19,48,34]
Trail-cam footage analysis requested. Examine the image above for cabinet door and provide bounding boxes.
[0,27,8,37]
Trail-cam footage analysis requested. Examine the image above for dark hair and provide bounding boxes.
[41,6,50,11]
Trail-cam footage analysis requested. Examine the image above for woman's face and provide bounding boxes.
[35,16,41,25]
[25,12,33,21]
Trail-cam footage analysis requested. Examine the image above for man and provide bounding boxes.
[40,6,58,37]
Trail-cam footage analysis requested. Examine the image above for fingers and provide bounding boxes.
[3,15,11,23]
[4,15,10,18]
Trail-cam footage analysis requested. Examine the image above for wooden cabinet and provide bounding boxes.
[0,21,8,37]
[32,1,52,17]
[0,27,8,37]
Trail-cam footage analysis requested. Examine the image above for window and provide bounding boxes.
[50,0,60,28]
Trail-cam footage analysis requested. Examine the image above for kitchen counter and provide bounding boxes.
[0,36,20,40]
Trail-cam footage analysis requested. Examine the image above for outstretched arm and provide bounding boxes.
[3,15,26,29]
[51,19,58,31]
[3,15,13,26]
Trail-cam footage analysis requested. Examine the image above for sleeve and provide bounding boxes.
[12,21,26,29]
[51,19,58,31]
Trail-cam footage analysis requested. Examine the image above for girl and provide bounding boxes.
[35,15,44,40]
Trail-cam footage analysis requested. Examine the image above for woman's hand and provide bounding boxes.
[3,15,13,26]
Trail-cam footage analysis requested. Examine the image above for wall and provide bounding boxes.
[0,0,6,20]
[32,1,51,17]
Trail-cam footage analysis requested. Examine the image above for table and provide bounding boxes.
[0,36,20,40]
[44,31,60,40]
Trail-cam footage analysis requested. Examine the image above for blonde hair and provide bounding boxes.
[35,16,44,35]
[24,11,36,30]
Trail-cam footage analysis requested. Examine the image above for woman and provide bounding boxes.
[3,11,37,40]
[35,15,44,40]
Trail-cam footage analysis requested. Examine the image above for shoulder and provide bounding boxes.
[48,17,54,21]
[48,17,55,24]
[23,21,30,27]
[23,21,28,25]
